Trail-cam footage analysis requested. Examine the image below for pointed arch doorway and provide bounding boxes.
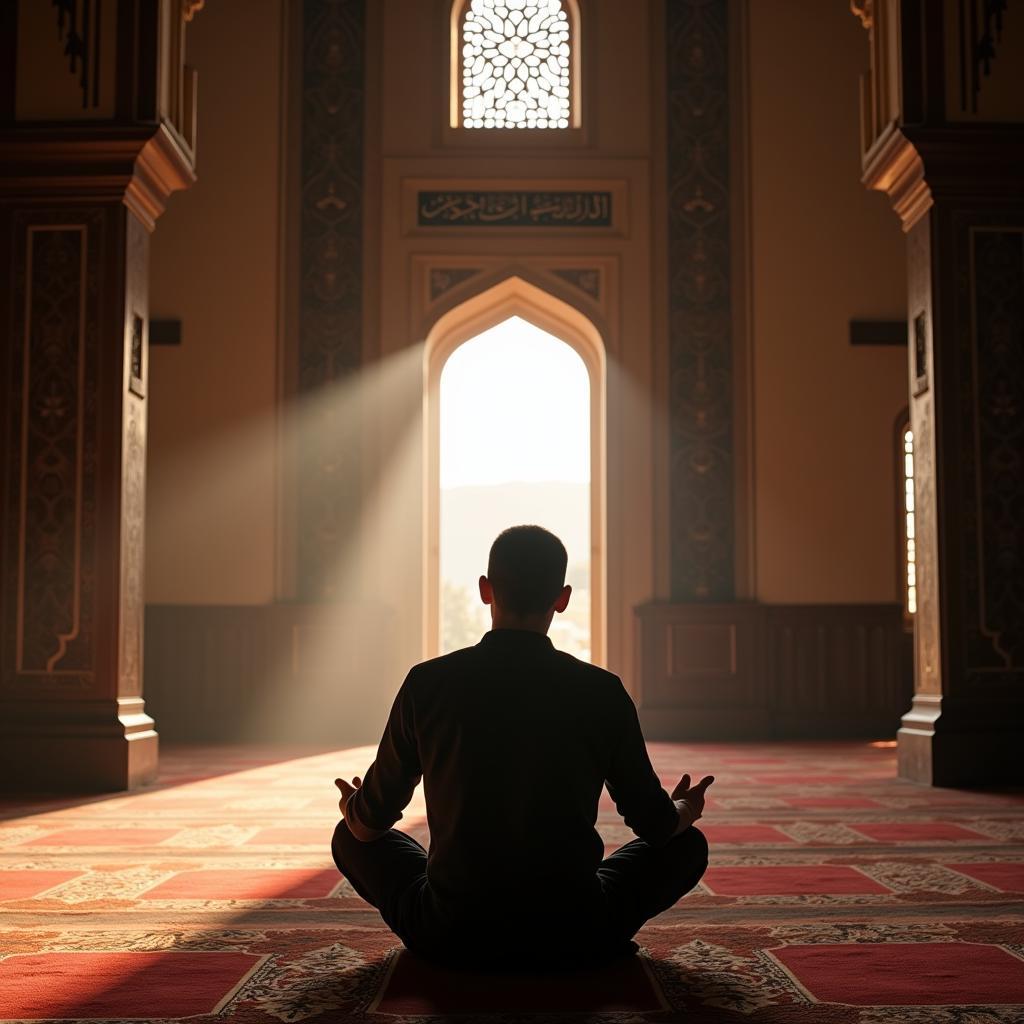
[424,277,607,665]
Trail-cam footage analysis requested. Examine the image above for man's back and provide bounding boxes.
[354,629,678,910]
[332,526,709,969]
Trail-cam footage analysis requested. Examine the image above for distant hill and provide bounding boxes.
[440,480,591,656]
[440,481,590,589]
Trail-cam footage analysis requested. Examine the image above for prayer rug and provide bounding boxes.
[20,829,178,847]
[140,868,341,900]
[946,861,1024,891]
[0,951,264,1019]
[2,740,1023,1022]
[850,822,989,843]
[700,824,795,844]
[702,865,891,895]
[769,941,1024,1005]
[0,870,80,900]
[370,950,667,1014]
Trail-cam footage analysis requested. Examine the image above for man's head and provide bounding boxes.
[479,525,571,628]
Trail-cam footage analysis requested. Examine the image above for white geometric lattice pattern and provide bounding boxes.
[461,0,571,129]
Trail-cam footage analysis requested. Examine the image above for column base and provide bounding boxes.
[897,694,1023,786]
[0,698,159,793]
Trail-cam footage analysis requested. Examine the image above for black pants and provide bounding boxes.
[331,822,708,970]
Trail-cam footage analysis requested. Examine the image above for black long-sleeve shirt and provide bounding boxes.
[351,628,678,907]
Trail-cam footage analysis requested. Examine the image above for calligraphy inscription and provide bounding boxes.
[418,191,612,228]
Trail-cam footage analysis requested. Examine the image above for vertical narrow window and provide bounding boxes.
[454,0,579,129]
[902,425,917,621]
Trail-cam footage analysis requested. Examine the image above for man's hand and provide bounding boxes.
[335,776,388,843]
[335,776,362,819]
[671,772,714,834]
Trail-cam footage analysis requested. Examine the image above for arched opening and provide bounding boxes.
[439,317,591,656]
[424,277,606,664]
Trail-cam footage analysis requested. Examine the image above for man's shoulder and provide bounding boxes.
[405,643,623,691]
[405,646,480,682]
[552,648,622,687]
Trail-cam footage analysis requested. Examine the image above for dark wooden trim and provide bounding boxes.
[897,0,947,124]
[850,319,906,346]
[636,601,912,739]
[146,600,913,744]
[115,0,136,120]
[0,0,16,123]
[145,602,401,744]
[115,0,157,122]
[149,318,181,345]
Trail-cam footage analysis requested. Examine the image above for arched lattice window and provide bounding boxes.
[898,415,917,624]
[452,0,580,129]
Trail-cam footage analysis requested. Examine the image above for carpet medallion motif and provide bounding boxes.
[2,742,1023,1021]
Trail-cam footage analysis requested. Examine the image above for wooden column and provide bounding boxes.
[0,2,198,791]
[855,0,1024,785]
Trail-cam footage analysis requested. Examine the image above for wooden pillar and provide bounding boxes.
[855,0,1024,785]
[0,1,199,791]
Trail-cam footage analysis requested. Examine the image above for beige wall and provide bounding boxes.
[748,0,908,603]
[147,0,284,604]
[145,0,910,623]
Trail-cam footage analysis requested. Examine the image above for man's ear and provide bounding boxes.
[479,575,494,606]
[553,584,571,614]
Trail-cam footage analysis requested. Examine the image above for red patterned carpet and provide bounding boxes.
[2,741,1023,1022]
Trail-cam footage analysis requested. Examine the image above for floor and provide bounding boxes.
[1,740,1023,1022]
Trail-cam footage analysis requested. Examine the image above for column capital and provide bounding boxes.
[860,124,929,232]
[0,123,195,231]
[863,122,1024,231]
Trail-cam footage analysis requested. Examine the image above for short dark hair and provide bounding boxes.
[487,525,568,616]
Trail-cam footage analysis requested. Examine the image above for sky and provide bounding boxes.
[439,316,591,490]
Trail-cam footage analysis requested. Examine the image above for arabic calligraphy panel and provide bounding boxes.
[417,190,612,228]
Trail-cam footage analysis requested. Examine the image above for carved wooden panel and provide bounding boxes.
[961,227,1024,682]
[667,622,735,678]
[636,603,761,726]
[144,602,400,744]
[665,0,734,600]
[297,0,365,599]
[2,215,104,693]
[947,0,1024,121]
[764,605,907,722]
[636,602,911,738]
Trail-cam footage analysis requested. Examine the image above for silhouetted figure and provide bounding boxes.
[331,525,712,970]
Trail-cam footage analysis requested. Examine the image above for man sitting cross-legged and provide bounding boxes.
[332,524,713,971]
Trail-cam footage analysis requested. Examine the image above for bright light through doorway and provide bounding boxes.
[440,316,591,658]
